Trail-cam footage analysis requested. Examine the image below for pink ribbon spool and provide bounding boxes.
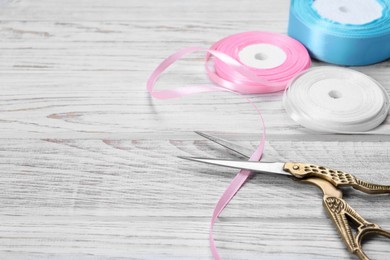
[206,31,311,93]
[146,31,310,259]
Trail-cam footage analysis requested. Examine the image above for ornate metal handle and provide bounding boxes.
[302,178,390,260]
[323,195,390,260]
[284,162,390,194]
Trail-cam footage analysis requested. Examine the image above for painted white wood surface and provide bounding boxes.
[0,0,389,259]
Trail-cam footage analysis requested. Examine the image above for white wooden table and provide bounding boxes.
[0,0,389,259]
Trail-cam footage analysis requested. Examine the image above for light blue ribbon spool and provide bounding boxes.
[288,0,390,66]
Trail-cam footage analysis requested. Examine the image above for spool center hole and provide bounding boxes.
[329,90,342,99]
[339,6,348,13]
[255,53,268,61]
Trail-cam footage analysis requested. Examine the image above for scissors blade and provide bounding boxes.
[179,157,290,176]
[195,131,251,159]
[194,132,276,162]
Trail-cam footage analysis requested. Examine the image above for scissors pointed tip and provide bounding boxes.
[194,131,211,139]
[178,156,217,164]
[177,156,199,161]
[194,131,251,159]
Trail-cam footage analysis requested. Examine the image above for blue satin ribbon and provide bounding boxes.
[288,0,390,66]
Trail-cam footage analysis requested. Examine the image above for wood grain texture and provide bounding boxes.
[0,0,389,259]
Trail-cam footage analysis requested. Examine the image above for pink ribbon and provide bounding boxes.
[146,31,310,259]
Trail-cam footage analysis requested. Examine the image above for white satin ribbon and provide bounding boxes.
[283,67,390,134]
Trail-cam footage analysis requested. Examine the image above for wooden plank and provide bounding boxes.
[0,72,389,138]
[0,138,389,258]
[0,0,290,22]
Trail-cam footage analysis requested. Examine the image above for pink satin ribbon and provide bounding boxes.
[146,31,310,259]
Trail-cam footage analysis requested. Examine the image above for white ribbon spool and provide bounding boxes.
[283,67,390,133]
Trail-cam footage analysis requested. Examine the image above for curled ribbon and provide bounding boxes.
[146,31,310,259]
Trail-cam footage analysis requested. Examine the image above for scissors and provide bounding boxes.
[180,132,390,260]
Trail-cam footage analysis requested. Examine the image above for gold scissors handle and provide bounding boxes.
[303,177,390,260]
[284,163,390,194]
